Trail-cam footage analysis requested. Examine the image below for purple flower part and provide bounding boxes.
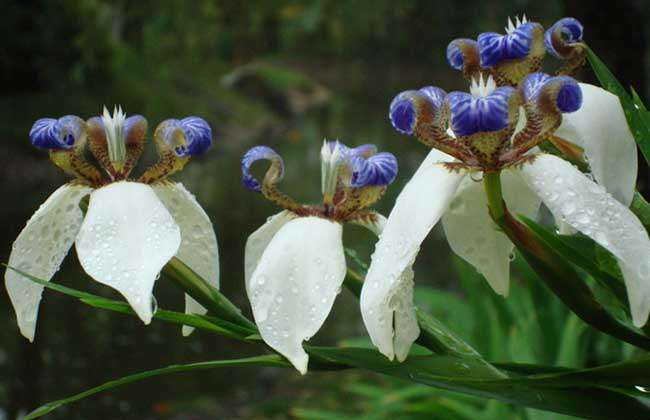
[349,143,378,158]
[478,22,535,68]
[350,152,398,187]
[30,115,84,150]
[545,17,583,58]
[448,87,516,137]
[419,86,447,109]
[521,72,551,102]
[522,73,582,113]
[389,88,447,135]
[241,145,283,192]
[447,38,479,71]
[157,117,212,157]
[123,115,148,145]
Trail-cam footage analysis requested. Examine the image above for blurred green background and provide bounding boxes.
[1,1,648,418]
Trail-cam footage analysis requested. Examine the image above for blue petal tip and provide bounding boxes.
[351,152,398,187]
[241,145,283,192]
[30,115,84,150]
[545,17,583,58]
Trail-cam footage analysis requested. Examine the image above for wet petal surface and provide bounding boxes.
[6,184,91,341]
[519,154,650,326]
[247,217,346,373]
[362,149,466,360]
[76,181,181,324]
[153,182,219,335]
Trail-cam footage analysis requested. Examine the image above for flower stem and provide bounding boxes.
[483,171,506,225]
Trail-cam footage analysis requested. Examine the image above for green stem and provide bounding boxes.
[483,171,505,225]
[164,257,258,332]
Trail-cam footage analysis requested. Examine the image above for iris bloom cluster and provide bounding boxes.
[366,16,650,361]
[6,107,218,340]
[241,141,400,372]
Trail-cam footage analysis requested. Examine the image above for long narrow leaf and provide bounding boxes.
[4,265,255,340]
[24,355,289,419]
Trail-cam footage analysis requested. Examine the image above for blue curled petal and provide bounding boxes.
[389,88,447,135]
[521,73,582,113]
[123,115,148,145]
[448,87,516,137]
[419,86,447,109]
[389,91,418,135]
[447,39,478,71]
[545,17,583,58]
[241,145,284,192]
[478,23,534,67]
[30,115,84,150]
[178,117,212,156]
[553,76,582,113]
[521,72,551,102]
[159,117,212,157]
[350,152,398,187]
[349,143,378,158]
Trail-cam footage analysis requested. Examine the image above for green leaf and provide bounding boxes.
[164,257,258,330]
[586,46,650,165]
[24,355,288,419]
[4,265,256,340]
[501,214,650,351]
[308,346,650,420]
[631,191,650,229]
[519,217,628,309]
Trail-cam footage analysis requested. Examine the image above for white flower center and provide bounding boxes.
[505,14,528,34]
[320,140,345,200]
[101,105,127,171]
[470,74,497,98]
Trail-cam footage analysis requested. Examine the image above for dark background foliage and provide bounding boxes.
[0,1,648,418]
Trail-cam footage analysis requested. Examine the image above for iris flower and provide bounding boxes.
[6,106,218,341]
[241,141,401,373]
[364,16,649,361]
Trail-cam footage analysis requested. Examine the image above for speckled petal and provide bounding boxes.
[554,83,637,205]
[76,181,181,324]
[442,170,541,295]
[518,154,650,327]
[247,217,346,374]
[362,149,466,360]
[5,184,92,341]
[152,182,219,336]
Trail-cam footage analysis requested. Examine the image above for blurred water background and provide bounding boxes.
[1,1,649,418]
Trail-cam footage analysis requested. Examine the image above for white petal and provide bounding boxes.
[442,170,541,295]
[76,181,181,324]
[152,182,220,336]
[362,149,466,360]
[555,83,637,205]
[247,217,346,374]
[357,213,419,362]
[5,184,91,341]
[244,211,295,284]
[519,154,650,327]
